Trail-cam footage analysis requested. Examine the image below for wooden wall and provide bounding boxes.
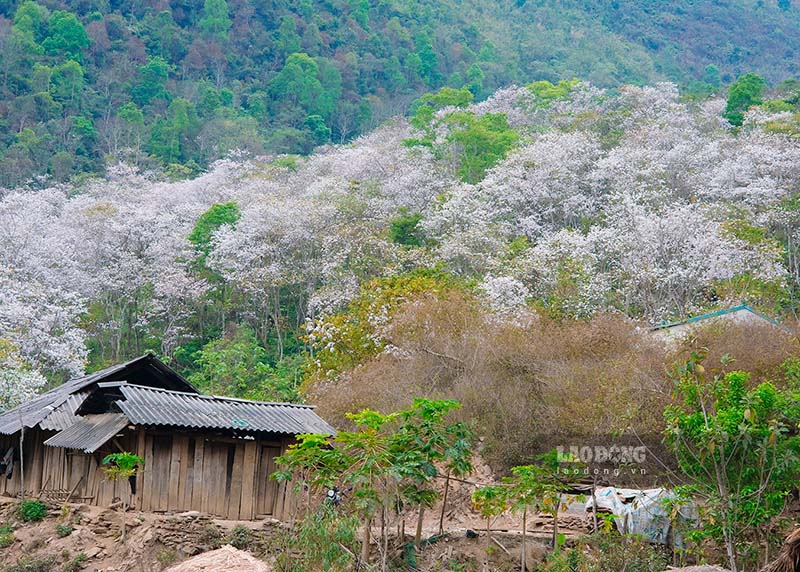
[0,429,295,521]
[133,430,295,520]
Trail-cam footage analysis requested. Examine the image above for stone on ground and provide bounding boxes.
[166,545,270,572]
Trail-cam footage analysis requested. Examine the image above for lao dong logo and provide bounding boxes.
[556,445,649,476]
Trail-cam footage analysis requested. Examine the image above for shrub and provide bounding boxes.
[63,553,86,572]
[0,523,14,548]
[226,525,253,550]
[198,524,222,549]
[101,452,144,481]
[155,549,178,566]
[5,556,56,572]
[55,523,73,538]
[17,500,48,522]
[308,299,668,471]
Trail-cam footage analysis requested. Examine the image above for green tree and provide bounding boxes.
[117,102,144,125]
[388,209,424,247]
[306,270,460,379]
[316,57,343,119]
[270,53,330,119]
[304,114,331,145]
[413,32,440,85]
[50,59,84,104]
[276,15,301,57]
[410,86,474,132]
[13,1,49,43]
[188,325,299,401]
[131,56,171,107]
[301,22,322,55]
[465,63,485,97]
[445,111,519,183]
[116,102,144,153]
[724,72,767,126]
[505,465,553,570]
[274,399,473,570]
[199,0,231,42]
[703,64,722,88]
[664,354,800,572]
[147,98,196,163]
[188,201,240,256]
[472,454,574,569]
[470,485,508,544]
[42,10,89,61]
[527,79,579,107]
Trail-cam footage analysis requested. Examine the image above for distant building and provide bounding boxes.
[0,354,334,520]
[651,304,780,343]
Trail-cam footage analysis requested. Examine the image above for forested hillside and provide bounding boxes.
[4,76,800,402]
[1,0,800,186]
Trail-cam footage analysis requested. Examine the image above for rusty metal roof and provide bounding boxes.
[0,354,197,435]
[114,384,335,435]
[43,413,129,453]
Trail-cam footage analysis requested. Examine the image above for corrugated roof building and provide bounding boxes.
[0,354,335,521]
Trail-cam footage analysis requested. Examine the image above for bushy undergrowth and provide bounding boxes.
[537,535,668,572]
[309,298,669,470]
[4,555,56,572]
[309,289,800,471]
[273,504,360,572]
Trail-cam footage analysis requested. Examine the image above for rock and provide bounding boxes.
[165,545,271,572]
[85,546,103,559]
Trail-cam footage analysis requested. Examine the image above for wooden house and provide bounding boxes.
[0,354,334,520]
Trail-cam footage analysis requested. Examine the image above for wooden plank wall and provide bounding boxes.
[135,430,290,520]
[0,429,136,505]
[0,429,293,522]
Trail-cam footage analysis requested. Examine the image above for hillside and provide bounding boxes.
[1,0,800,185]
[3,77,800,384]
[5,71,800,571]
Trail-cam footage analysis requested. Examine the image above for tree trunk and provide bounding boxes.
[415,505,425,548]
[521,507,527,572]
[439,472,451,536]
[551,493,561,551]
[361,517,371,567]
[381,507,389,572]
[724,528,739,572]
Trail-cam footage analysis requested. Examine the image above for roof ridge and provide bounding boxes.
[118,383,316,409]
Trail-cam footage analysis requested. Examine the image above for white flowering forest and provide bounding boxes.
[1,80,798,403]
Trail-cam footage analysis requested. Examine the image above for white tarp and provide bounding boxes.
[585,486,697,546]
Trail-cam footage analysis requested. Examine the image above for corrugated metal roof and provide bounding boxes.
[116,385,336,435]
[651,304,780,331]
[0,369,110,435]
[44,413,129,453]
[39,392,90,431]
[0,354,197,435]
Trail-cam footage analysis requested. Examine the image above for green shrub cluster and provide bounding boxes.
[17,500,48,523]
